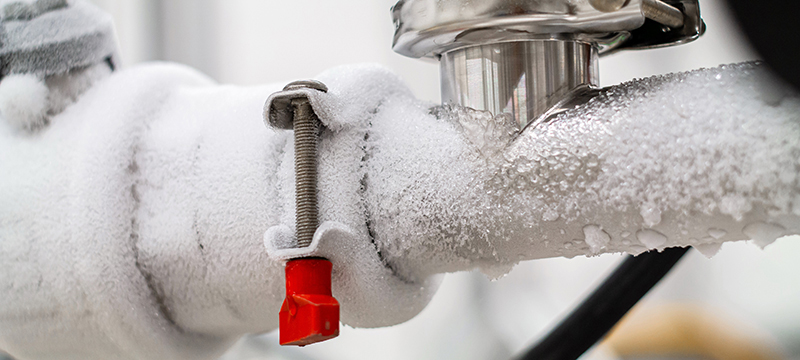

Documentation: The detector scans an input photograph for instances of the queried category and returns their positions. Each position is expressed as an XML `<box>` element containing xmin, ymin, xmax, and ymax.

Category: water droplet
<box><xmin>694</xmin><ymin>242</ymin><xmax>722</xmax><ymax>258</ymax></box>
<box><xmin>480</xmin><ymin>263</ymin><xmax>514</xmax><ymax>281</ymax></box>
<box><xmin>639</xmin><ymin>204</ymin><xmax>662</xmax><ymax>227</ymax></box>
<box><xmin>743</xmin><ymin>222</ymin><xmax>786</xmax><ymax>249</ymax></box>
<box><xmin>636</xmin><ymin>229</ymin><xmax>667</xmax><ymax>248</ymax></box>
<box><xmin>582</xmin><ymin>224</ymin><xmax>611</xmax><ymax>253</ymax></box>
<box><xmin>707</xmin><ymin>228</ymin><xmax>727</xmax><ymax>239</ymax></box>
<box><xmin>620</xmin><ymin>231</ymin><xmax>631</xmax><ymax>238</ymax></box>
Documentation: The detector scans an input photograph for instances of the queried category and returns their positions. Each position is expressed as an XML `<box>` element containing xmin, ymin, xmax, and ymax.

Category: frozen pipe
<box><xmin>365</xmin><ymin>61</ymin><xmax>800</xmax><ymax>282</ymax></box>
<box><xmin>0</xmin><ymin>62</ymin><xmax>798</xmax><ymax>360</ymax></box>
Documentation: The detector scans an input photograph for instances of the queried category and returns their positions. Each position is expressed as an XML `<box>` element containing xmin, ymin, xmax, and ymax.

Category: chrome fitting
<box><xmin>440</xmin><ymin>40</ymin><xmax>598</xmax><ymax>128</ymax></box>
<box><xmin>392</xmin><ymin>0</ymin><xmax>704</xmax><ymax>129</ymax></box>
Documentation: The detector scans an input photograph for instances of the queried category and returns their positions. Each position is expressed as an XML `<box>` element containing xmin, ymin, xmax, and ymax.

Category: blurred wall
<box><xmin>90</xmin><ymin>0</ymin><xmax>758</xmax><ymax>103</ymax></box>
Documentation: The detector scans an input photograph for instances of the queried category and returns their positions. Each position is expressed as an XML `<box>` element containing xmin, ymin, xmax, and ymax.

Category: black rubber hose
<box><xmin>722</xmin><ymin>0</ymin><xmax>800</xmax><ymax>91</ymax></box>
<box><xmin>515</xmin><ymin>246</ymin><xmax>691</xmax><ymax>360</ymax></box>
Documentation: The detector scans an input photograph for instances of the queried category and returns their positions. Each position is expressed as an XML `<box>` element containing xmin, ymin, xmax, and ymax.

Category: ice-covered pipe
<box><xmin>365</xmin><ymin>62</ymin><xmax>800</xmax><ymax>281</ymax></box>
<box><xmin>1</xmin><ymin>62</ymin><xmax>798</xmax><ymax>360</ymax></box>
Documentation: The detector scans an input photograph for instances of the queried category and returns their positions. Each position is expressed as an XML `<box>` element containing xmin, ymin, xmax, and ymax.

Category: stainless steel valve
<box><xmin>392</xmin><ymin>0</ymin><xmax>704</xmax><ymax>129</ymax></box>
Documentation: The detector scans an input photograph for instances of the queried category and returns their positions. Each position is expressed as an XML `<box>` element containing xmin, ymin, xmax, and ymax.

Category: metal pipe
<box><xmin>440</xmin><ymin>40</ymin><xmax>599</xmax><ymax>129</ymax></box>
<box><xmin>643</xmin><ymin>0</ymin><xmax>685</xmax><ymax>28</ymax></box>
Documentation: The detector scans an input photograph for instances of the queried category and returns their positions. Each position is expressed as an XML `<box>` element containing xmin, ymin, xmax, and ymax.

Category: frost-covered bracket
<box><xmin>263</xmin><ymin>223</ymin><xmax>324</xmax><ymax>261</ymax></box>
<box><xmin>263</xmin><ymin>76</ymin><xmax>439</xmax><ymax>330</ymax></box>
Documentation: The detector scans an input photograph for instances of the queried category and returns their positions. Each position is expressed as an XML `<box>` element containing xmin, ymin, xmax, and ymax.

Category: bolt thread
<box><xmin>292</xmin><ymin>99</ymin><xmax>319</xmax><ymax>248</ymax></box>
<box><xmin>642</xmin><ymin>0</ymin><xmax>684</xmax><ymax>28</ymax></box>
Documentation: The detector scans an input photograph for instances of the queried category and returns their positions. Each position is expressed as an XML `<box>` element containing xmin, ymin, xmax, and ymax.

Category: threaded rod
<box><xmin>292</xmin><ymin>98</ymin><xmax>319</xmax><ymax>248</ymax></box>
<box><xmin>643</xmin><ymin>0</ymin><xmax>684</xmax><ymax>28</ymax></box>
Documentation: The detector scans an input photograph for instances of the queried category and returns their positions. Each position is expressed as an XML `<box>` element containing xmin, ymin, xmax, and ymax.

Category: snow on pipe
<box><xmin>367</xmin><ymin>62</ymin><xmax>800</xmax><ymax>282</ymax></box>
<box><xmin>0</xmin><ymin>61</ymin><xmax>798</xmax><ymax>359</ymax></box>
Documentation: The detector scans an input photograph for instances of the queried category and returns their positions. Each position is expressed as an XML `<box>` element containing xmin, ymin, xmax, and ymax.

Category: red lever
<box><xmin>279</xmin><ymin>258</ymin><xmax>340</xmax><ymax>346</ymax></box>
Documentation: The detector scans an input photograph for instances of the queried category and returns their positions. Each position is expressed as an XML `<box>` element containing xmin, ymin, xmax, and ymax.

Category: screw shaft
<box><xmin>292</xmin><ymin>98</ymin><xmax>319</xmax><ymax>248</ymax></box>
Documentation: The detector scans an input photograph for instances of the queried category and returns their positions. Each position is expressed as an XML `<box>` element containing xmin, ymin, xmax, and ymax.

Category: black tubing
<box><xmin>722</xmin><ymin>0</ymin><xmax>800</xmax><ymax>91</ymax></box>
<box><xmin>516</xmin><ymin>246</ymin><xmax>690</xmax><ymax>360</ymax></box>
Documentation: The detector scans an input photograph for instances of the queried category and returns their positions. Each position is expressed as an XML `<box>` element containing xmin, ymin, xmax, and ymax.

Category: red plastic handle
<box><xmin>279</xmin><ymin>258</ymin><xmax>340</xmax><ymax>346</ymax></box>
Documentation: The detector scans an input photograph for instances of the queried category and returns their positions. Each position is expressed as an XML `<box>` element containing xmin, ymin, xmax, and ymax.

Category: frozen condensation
<box><xmin>0</xmin><ymin>73</ymin><xmax>48</xmax><ymax>130</ymax></box>
<box><xmin>582</xmin><ymin>225</ymin><xmax>610</xmax><ymax>254</ymax></box>
<box><xmin>707</xmin><ymin>228</ymin><xmax>727</xmax><ymax>240</ymax></box>
<box><xmin>742</xmin><ymin>221</ymin><xmax>787</xmax><ymax>249</ymax></box>
<box><xmin>639</xmin><ymin>203</ymin><xmax>662</xmax><ymax>227</ymax></box>
<box><xmin>365</xmin><ymin>62</ymin><xmax>800</xmax><ymax>280</ymax></box>
<box><xmin>693</xmin><ymin>242</ymin><xmax>723</xmax><ymax>258</ymax></box>
<box><xmin>636</xmin><ymin>229</ymin><xmax>668</xmax><ymax>248</ymax></box>
<box><xmin>4</xmin><ymin>59</ymin><xmax>800</xmax><ymax>360</ymax></box>
<box><xmin>431</xmin><ymin>104</ymin><xmax>519</xmax><ymax>161</ymax></box>
<box><xmin>504</xmin><ymin>62</ymin><xmax>800</xmax><ymax>228</ymax></box>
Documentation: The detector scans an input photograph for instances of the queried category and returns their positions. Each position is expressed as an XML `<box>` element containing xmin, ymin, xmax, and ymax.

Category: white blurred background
<box><xmin>85</xmin><ymin>1</ymin><xmax>800</xmax><ymax>359</ymax></box>
<box><xmin>90</xmin><ymin>0</ymin><xmax>757</xmax><ymax>99</ymax></box>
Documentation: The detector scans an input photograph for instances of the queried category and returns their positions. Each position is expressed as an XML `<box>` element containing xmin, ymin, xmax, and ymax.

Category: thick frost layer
<box><xmin>0</xmin><ymin>62</ymin><xmax>435</xmax><ymax>359</ymax></box>
<box><xmin>366</xmin><ymin>62</ymin><xmax>800</xmax><ymax>280</ymax></box>
<box><xmin>3</xmin><ymin>60</ymin><xmax>799</xmax><ymax>360</ymax></box>
<box><xmin>509</xmin><ymin>63</ymin><xmax>798</xmax><ymax>224</ymax></box>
